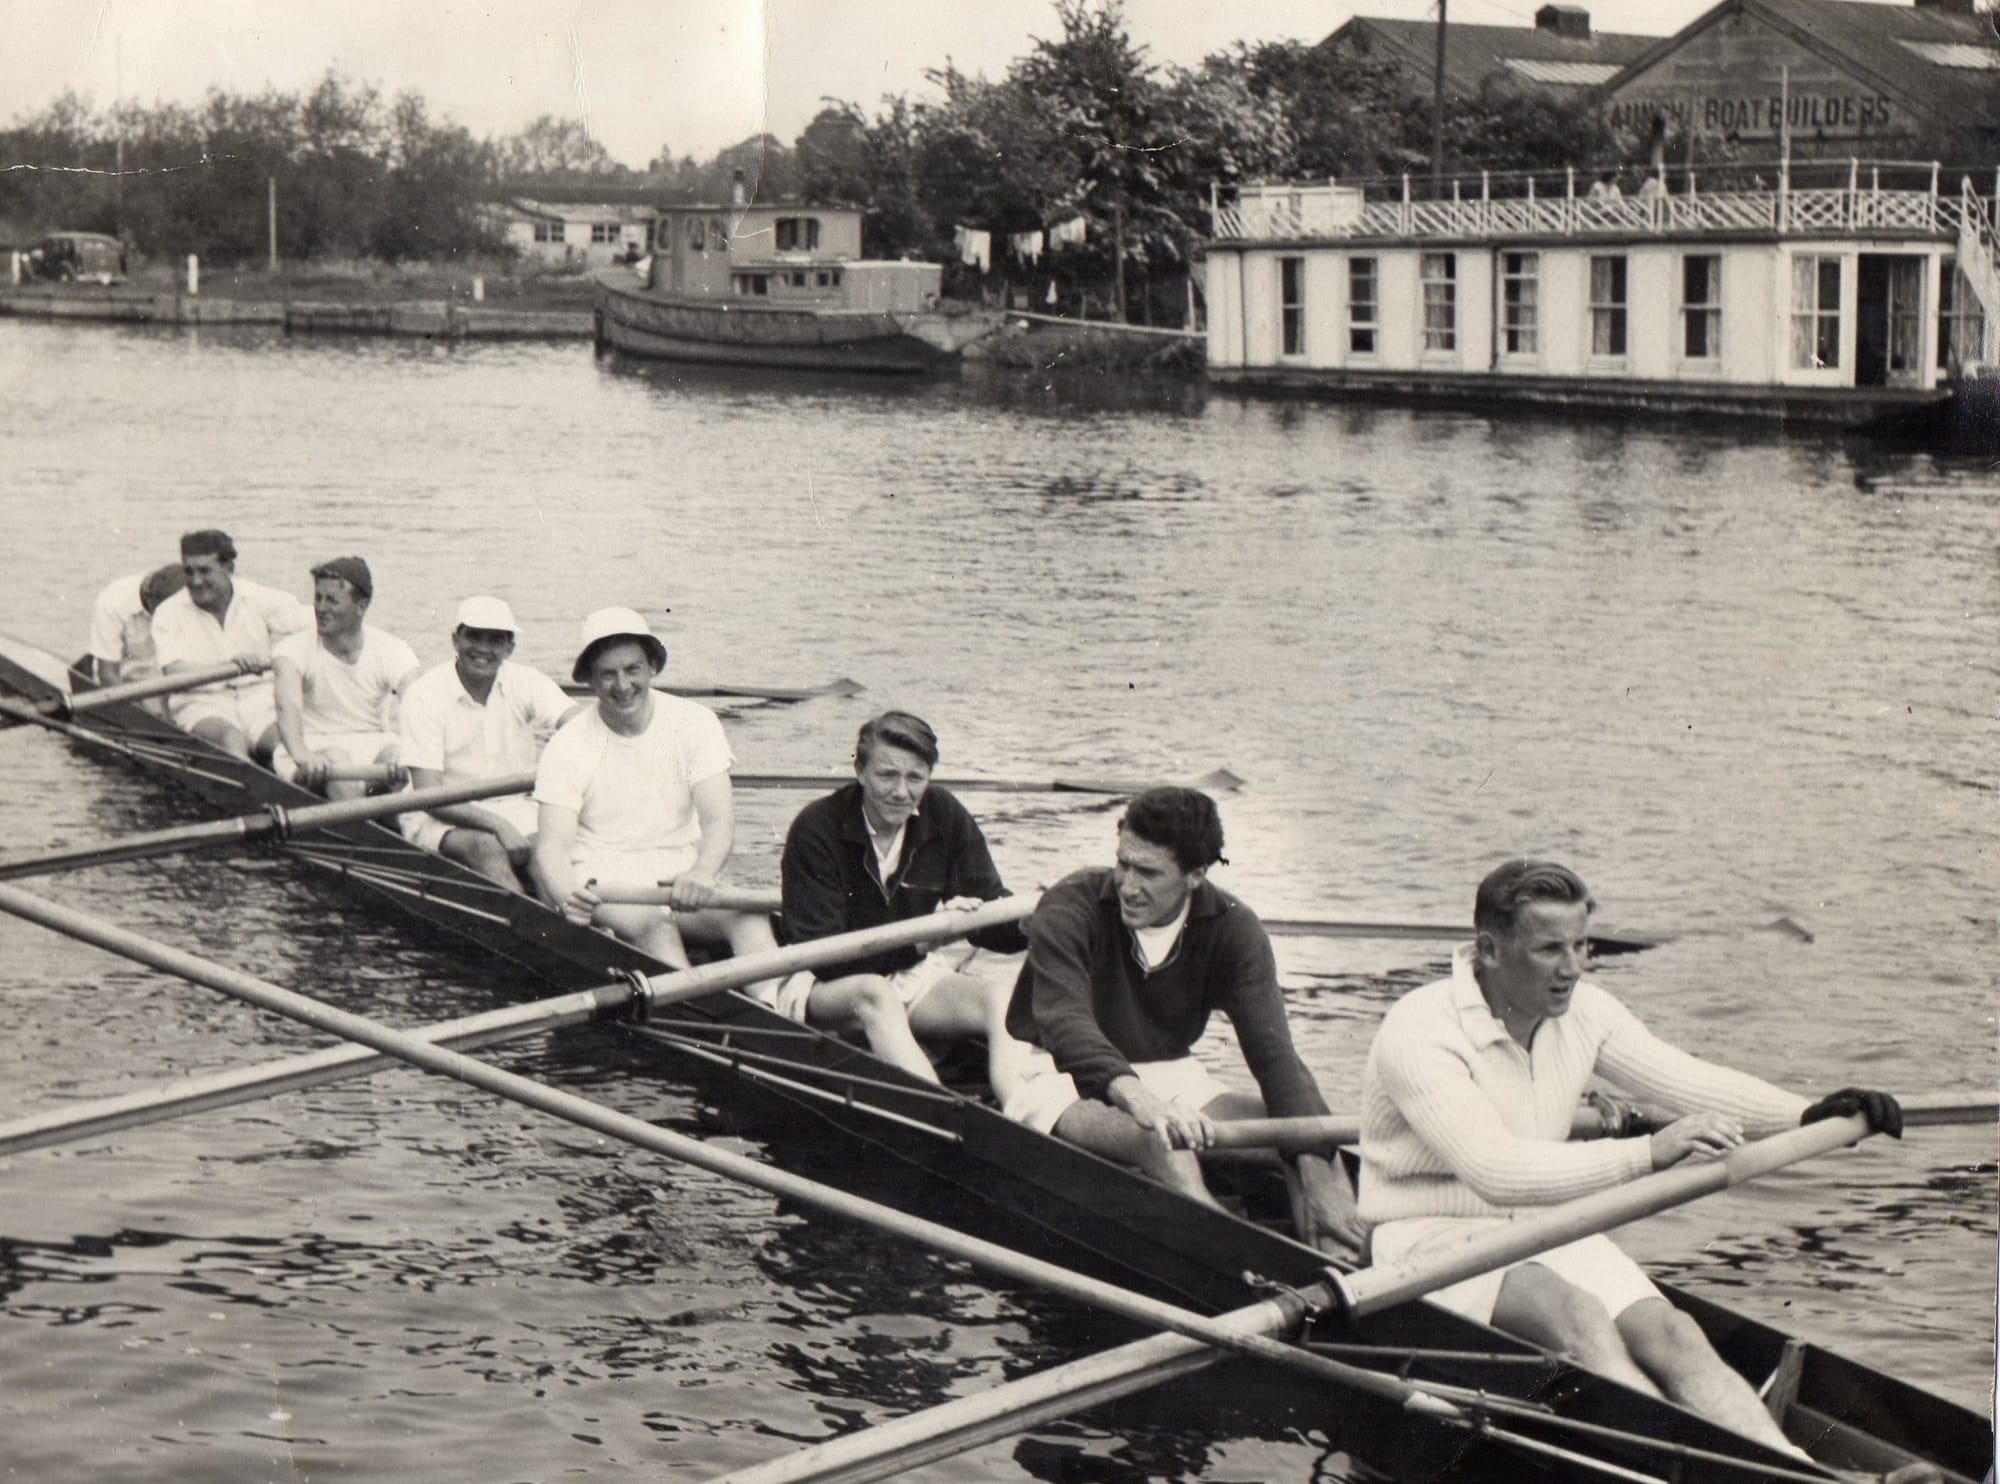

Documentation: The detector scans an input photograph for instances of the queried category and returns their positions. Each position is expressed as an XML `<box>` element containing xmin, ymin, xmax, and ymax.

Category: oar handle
<box><xmin>319</xmin><ymin>762</ymin><xmax>407</xmax><ymax>784</ymax></box>
<box><xmin>639</xmin><ymin>894</ymin><xmax>1038</xmax><ymax>1006</ymax></box>
<box><xmin>1335</xmin><ymin>1115</ymin><xmax>1875</xmax><ymax>1317</ymax></box>
<box><xmin>589</xmin><ymin>880</ymin><xmax>781</xmax><ymax>916</ymax></box>
<box><xmin>1199</xmin><ymin>1103</ymin><xmax>1619</xmax><ymax>1154</ymax></box>
<box><xmin>65</xmin><ymin>659</ymin><xmax>272</xmax><ymax>714</ymax></box>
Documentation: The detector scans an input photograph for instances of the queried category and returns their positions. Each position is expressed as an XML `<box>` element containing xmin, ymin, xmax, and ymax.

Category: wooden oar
<box><xmin>319</xmin><ymin>762</ymin><xmax>407</xmax><ymax>785</ymax></box>
<box><xmin>1332</xmin><ymin>1112</ymin><xmax>1950</xmax><ymax>1317</ymax></box>
<box><xmin>1</xmin><ymin>659</ymin><xmax>267</xmax><ymax>725</ymax></box>
<box><xmin>731</xmin><ymin>766</ymin><xmax>1246</xmax><ymax>796</ymax></box>
<box><xmin>0</xmin><ymin>881</ymin><xmax>1461</xmax><ymax>1417</ymax></box>
<box><xmin>0</xmin><ymin>770</ymin><xmax>537</xmax><ymax>881</ymax></box>
<box><xmin>559</xmin><ymin>677</ymin><xmax>865</xmax><ymax>703</ymax></box>
<box><xmin>589</xmin><ymin>882</ymin><xmax>782</xmax><ymax>917</ymax></box>
<box><xmin>0</xmin><ymin>903</ymin><xmax>1040</xmax><ymax>1157</ymax></box>
<box><xmin>1260</xmin><ymin>918</ymin><xmax>1663</xmax><ymax>955</ymax></box>
<box><xmin>1200</xmin><ymin>1103</ymin><xmax>1623</xmax><ymax>1154</ymax></box>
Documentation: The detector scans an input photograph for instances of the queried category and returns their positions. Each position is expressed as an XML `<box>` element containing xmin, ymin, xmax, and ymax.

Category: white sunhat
<box><xmin>454</xmin><ymin>595</ymin><xmax>518</xmax><ymax>633</ymax></box>
<box><xmin>572</xmin><ymin>605</ymin><xmax>667</xmax><ymax>683</ymax></box>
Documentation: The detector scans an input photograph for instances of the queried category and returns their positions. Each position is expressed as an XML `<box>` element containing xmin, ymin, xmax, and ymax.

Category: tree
<box><xmin>497</xmin><ymin>114</ymin><xmax>620</xmax><ymax>178</ymax></box>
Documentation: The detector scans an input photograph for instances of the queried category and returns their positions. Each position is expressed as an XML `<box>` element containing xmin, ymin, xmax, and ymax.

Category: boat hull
<box><xmin>0</xmin><ymin>630</ymin><xmax>1987</xmax><ymax>1483</ymax></box>
<box><xmin>594</xmin><ymin>278</ymin><xmax>986</xmax><ymax>373</ymax></box>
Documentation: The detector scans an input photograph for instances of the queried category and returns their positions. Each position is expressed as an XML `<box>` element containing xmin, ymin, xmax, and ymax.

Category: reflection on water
<box><xmin>0</xmin><ymin>319</ymin><xmax>1992</xmax><ymax>1480</ymax></box>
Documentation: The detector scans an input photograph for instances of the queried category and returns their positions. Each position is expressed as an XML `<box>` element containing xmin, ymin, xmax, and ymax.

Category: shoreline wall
<box><xmin>0</xmin><ymin>288</ymin><xmax>593</xmax><ymax>339</ymax></box>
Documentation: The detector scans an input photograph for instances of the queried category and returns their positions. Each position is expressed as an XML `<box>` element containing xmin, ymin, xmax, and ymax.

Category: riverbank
<box><xmin>2</xmin><ymin>263</ymin><xmax>1207</xmax><ymax>369</ymax></box>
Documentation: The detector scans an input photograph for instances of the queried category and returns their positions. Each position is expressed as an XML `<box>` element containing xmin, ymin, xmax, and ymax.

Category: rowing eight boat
<box><xmin>0</xmin><ymin>629</ymin><xmax>1985</xmax><ymax>1483</ymax></box>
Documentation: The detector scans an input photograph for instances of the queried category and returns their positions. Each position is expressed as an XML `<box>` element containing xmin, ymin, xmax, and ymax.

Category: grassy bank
<box><xmin>115</xmin><ymin>254</ymin><xmax>600</xmax><ymax>311</ymax></box>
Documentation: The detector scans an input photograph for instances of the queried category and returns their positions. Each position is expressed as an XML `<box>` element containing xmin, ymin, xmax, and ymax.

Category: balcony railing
<box><xmin>1211</xmin><ymin>161</ymin><xmax>1998</xmax><ymax>244</ymax></box>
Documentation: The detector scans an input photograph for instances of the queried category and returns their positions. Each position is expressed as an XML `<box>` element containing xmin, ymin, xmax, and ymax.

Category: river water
<box><xmin>0</xmin><ymin>318</ymin><xmax>1992</xmax><ymax>1482</ymax></box>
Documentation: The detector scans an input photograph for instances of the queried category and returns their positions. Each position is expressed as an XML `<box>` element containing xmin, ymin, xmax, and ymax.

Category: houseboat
<box><xmin>1202</xmin><ymin>163</ymin><xmax>1998</xmax><ymax>430</ymax></box>
<box><xmin>594</xmin><ymin>195</ymin><xmax>990</xmax><ymax>373</ymax></box>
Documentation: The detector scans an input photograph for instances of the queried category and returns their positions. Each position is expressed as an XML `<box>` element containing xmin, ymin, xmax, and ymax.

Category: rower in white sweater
<box><xmin>1358</xmin><ymin>859</ymin><xmax>1906</xmax><ymax>1466</ymax></box>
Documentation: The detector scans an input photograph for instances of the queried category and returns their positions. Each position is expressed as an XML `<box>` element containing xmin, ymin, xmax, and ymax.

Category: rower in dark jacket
<box><xmin>778</xmin><ymin>711</ymin><xmax>1032</xmax><ymax>1091</ymax></box>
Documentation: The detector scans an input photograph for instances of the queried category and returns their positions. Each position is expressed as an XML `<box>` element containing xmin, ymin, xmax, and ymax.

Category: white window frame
<box><xmin>1500</xmin><ymin>251</ymin><xmax>1540</xmax><ymax>360</ymax></box>
<box><xmin>1679</xmin><ymin>254</ymin><xmax>1722</xmax><ymax>364</ymax></box>
<box><xmin>1422</xmin><ymin>252</ymin><xmax>1457</xmax><ymax>356</ymax></box>
<box><xmin>1588</xmin><ymin>254</ymin><xmax>1628</xmax><ymax>362</ymax></box>
<box><xmin>1790</xmin><ymin>254</ymin><xmax>1844</xmax><ymax>374</ymax></box>
<box><xmin>1280</xmin><ymin>256</ymin><xmax>1307</xmax><ymax>357</ymax></box>
<box><xmin>1347</xmin><ymin>257</ymin><xmax>1378</xmax><ymax>357</ymax></box>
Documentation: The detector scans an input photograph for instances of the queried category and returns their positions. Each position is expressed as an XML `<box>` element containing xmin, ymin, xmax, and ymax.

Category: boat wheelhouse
<box><xmin>1202</xmin><ymin>163</ymin><xmax>1999</xmax><ymax>428</ymax></box>
<box><xmin>595</xmin><ymin>197</ymin><xmax>988</xmax><ymax>373</ymax></box>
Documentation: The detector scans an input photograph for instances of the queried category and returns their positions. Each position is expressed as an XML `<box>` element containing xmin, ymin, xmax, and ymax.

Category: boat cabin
<box><xmin>1204</xmin><ymin>161</ymin><xmax>1998</xmax><ymax>422</ymax></box>
<box><xmin>643</xmin><ymin>202</ymin><xmax>940</xmax><ymax>313</ymax></box>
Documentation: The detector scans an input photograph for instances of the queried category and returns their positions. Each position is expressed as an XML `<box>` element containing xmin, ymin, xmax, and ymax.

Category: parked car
<box><xmin>25</xmin><ymin>231</ymin><xmax>127</xmax><ymax>285</ymax></box>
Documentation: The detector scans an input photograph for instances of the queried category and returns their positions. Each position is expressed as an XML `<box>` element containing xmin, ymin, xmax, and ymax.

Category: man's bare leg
<box><xmin>593</xmin><ymin>902</ymin><xmax>689</xmax><ymax>966</ymax></box>
<box><xmin>804</xmin><ymin>972</ymin><xmax>938</xmax><ymax>1084</ymax></box>
<box><xmin>1049</xmin><ymin>1099</ymin><xmax>1222</xmax><ymax>1209</ymax></box>
<box><xmin>1489</xmin><ymin>1264</ymin><xmax>1666</xmax><ymax>1398</ymax></box>
<box><xmin>1617</xmin><ymin>1298</ymin><xmax>1811</xmax><ymax>1458</ymax></box>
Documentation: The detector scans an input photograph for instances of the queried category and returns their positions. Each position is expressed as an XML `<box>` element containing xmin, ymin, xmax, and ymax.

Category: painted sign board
<box><xmin>1604</xmin><ymin>12</ymin><xmax>1905</xmax><ymax>141</ymax></box>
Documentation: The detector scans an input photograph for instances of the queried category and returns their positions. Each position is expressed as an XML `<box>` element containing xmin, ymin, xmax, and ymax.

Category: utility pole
<box><xmin>114</xmin><ymin>37</ymin><xmax>124</xmax><ymax>240</ymax></box>
<box><xmin>1431</xmin><ymin>0</ymin><xmax>1449</xmax><ymax>188</ymax></box>
<box><xmin>267</xmin><ymin>176</ymin><xmax>279</xmax><ymax>272</ymax></box>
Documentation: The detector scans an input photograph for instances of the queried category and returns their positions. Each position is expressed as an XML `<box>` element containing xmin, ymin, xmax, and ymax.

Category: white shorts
<box><xmin>1365</xmin><ymin>1218</ymin><xmax>1661</xmax><ymax>1326</ymax></box>
<box><xmin>767</xmin><ymin>949</ymin><xmax>957</xmax><ymax>1022</ymax></box>
<box><xmin>172</xmin><ymin>682</ymin><xmax>277</xmax><ymax>743</ymax></box>
<box><xmin>274</xmin><ymin>730</ymin><xmax>401</xmax><ymax>782</ymax></box>
<box><xmin>1001</xmin><ymin>1051</ymin><xmax>1228</xmax><ymax>1136</ymax></box>
<box><xmin>400</xmin><ymin>790</ymin><xmax>539</xmax><ymax>854</ymax></box>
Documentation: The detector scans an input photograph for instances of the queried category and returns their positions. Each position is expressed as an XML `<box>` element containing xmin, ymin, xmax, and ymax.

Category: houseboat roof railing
<box><xmin>1208</xmin><ymin>158</ymin><xmax>1998</xmax><ymax>245</ymax></box>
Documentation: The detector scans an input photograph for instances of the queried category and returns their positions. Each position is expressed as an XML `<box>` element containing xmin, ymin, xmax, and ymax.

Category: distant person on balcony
<box><xmin>1588</xmin><ymin>173</ymin><xmax>1622</xmax><ymax>201</ymax></box>
<box><xmin>152</xmin><ymin>528</ymin><xmax>312</xmax><ymax>764</ymax></box>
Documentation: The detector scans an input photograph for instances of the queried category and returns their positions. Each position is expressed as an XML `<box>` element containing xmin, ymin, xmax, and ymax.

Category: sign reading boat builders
<box><xmin>1603</xmin><ymin>12</ymin><xmax>1903</xmax><ymax>142</ymax></box>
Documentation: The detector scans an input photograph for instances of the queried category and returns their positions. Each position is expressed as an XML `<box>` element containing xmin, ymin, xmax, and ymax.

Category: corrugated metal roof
<box><xmin>1504</xmin><ymin>58</ymin><xmax>1627</xmax><ymax>84</ymax></box>
<box><xmin>1897</xmin><ymin>39</ymin><xmax>2000</xmax><ymax>70</ymax></box>
<box><xmin>1322</xmin><ymin>16</ymin><xmax>1656</xmax><ymax>100</ymax></box>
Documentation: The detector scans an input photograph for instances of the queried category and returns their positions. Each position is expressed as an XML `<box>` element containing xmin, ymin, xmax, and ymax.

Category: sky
<box><xmin>3</xmin><ymin>0</ymin><xmax>1921</xmax><ymax>168</ymax></box>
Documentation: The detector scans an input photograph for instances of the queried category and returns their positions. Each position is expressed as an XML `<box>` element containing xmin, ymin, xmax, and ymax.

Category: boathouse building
<box><xmin>1204</xmin><ymin>0</ymin><xmax>1998</xmax><ymax>425</ymax></box>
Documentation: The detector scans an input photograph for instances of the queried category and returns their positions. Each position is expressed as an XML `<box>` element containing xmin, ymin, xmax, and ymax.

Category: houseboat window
<box><xmin>732</xmin><ymin>273</ymin><xmax>770</xmax><ymax>295</ymax></box>
<box><xmin>689</xmin><ymin>218</ymin><xmax>706</xmax><ymax>251</ymax></box>
<box><xmin>710</xmin><ymin>217</ymin><xmax>729</xmax><ymax>249</ymax></box>
<box><xmin>1422</xmin><ymin>253</ymin><xmax>1456</xmax><ymax>352</ymax></box>
<box><xmin>1348</xmin><ymin>258</ymin><xmax>1377</xmax><ymax>354</ymax></box>
<box><xmin>1790</xmin><ymin>256</ymin><xmax>1841</xmax><ymax>369</ymax></box>
<box><xmin>1681</xmin><ymin>256</ymin><xmax>1721</xmax><ymax>360</ymax></box>
<box><xmin>1938</xmin><ymin>263</ymin><xmax>1986</xmax><ymax>370</ymax></box>
<box><xmin>1589</xmin><ymin>255</ymin><xmax>1628</xmax><ymax>357</ymax></box>
<box><xmin>533</xmin><ymin>222</ymin><xmax>565</xmax><ymax>244</ymax></box>
<box><xmin>789</xmin><ymin>271</ymin><xmax>808</xmax><ymax>287</ymax></box>
<box><xmin>591</xmin><ymin>223</ymin><xmax>621</xmax><ymax>244</ymax></box>
<box><xmin>1281</xmin><ymin>257</ymin><xmax>1306</xmax><ymax>355</ymax></box>
<box><xmin>776</xmin><ymin>217</ymin><xmax>821</xmax><ymax>252</ymax></box>
<box><xmin>1502</xmin><ymin>252</ymin><xmax>1539</xmax><ymax>355</ymax></box>
<box><xmin>815</xmin><ymin>270</ymin><xmax>832</xmax><ymax>287</ymax></box>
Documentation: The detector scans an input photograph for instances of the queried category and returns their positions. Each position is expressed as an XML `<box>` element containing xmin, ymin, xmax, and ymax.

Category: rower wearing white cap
<box><xmin>398</xmin><ymin>596</ymin><xmax>584</xmax><ymax>889</ymax></box>
<box><xmin>532</xmin><ymin>606</ymin><xmax>779</xmax><ymax>966</ymax></box>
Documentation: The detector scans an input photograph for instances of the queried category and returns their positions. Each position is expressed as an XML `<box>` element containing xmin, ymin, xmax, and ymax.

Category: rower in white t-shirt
<box><xmin>272</xmin><ymin>556</ymin><xmax>421</xmax><ymax>801</ymax></box>
<box><xmin>151</xmin><ymin>528</ymin><xmax>312</xmax><ymax>763</ymax></box>
<box><xmin>532</xmin><ymin>605</ymin><xmax>778</xmax><ymax>969</ymax></box>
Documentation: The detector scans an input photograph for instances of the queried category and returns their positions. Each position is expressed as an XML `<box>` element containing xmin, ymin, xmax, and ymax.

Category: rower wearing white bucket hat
<box><xmin>532</xmin><ymin>605</ymin><xmax>779</xmax><ymax>967</ymax></box>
